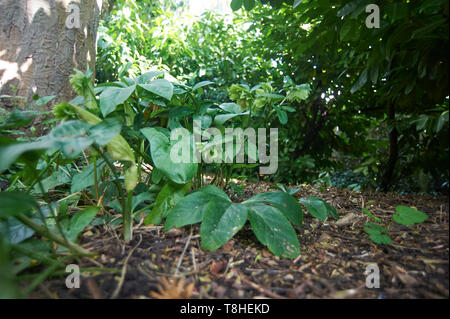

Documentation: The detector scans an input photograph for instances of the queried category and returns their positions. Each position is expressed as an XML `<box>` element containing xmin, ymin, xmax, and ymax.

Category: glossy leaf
<box><xmin>248</xmin><ymin>203</ymin><xmax>300</xmax><ymax>259</ymax></box>
<box><xmin>201</xmin><ymin>201</ymin><xmax>249</xmax><ymax>251</ymax></box>
<box><xmin>244</xmin><ymin>191</ymin><xmax>303</xmax><ymax>227</ymax></box>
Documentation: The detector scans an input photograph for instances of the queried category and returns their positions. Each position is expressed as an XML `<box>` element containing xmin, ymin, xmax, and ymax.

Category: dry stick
<box><xmin>174</xmin><ymin>228</ymin><xmax>193</xmax><ymax>277</ymax></box>
<box><xmin>111</xmin><ymin>234</ymin><xmax>143</xmax><ymax>299</ymax></box>
<box><xmin>239</xmin><ymin>274</ymin><xmax>287</xmax><ymax>299</ymax></box>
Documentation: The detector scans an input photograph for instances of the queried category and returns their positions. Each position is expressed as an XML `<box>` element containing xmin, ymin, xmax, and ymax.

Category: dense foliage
<box><xmin>0</xmin><ymin>0</ymin><xmax>447</xmax><ymax>298</ymax></box>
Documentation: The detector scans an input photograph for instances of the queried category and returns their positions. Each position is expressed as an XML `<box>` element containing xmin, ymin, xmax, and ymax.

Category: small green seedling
<box><xmin>363</xmin><ymin>206</ymin><xmax>428</xmax><ymax>245</ymax></box>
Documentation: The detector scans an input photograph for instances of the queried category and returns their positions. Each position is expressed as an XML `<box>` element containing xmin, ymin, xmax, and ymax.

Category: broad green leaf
<box><xmin>192</xmin><ymin>81</ymin><xmax>215</xmax><ymax>91</ymax></box>
<box><xmin>45</xmin><ymin>121</ymin><xmax>93</xmax><ymax>158</ymax></box>
<box><xmin>135</xmin><ymin>71</ymin><xmax>165</xmax><ymax>84</ymax></box>
<box><xmin>0</xmin><ymin>217</ymin><xmax>35</xmax><ymax>244</ymax></box>
<box><xmin>0</xmin><ymin>141</ymin><xmax>47</xmax><ymax>173</ymax></box>
<box><xmin>199</xmin><ymin>185</ymin><xmax>230</xmax><ymax>200</ymax></box>
<box><xmin>66</xmin><ymin>206</ymin><xmax>100</xmax><ymax>242</ymax></box>
<box><xmin>201</xmin><ymin>201</ymin><xmax>249</xmax><ymax>251</ymax></box>
<box><xmin>89</xmin><ymin>117</ymin><xmax>122</xmax><ymax>146</ymax></box>
<box><xmin>214</xmin><ymin>111</ymin><xmax>249</xmax><ymax>125</ymax></box>
<box><xmin>219</xmin><ymin>103</ymin><xmax>242</xmax><ymax>114</ymax></box>
<box><xmin>393</xmin><ymin>206</ymin><xmax>429</xmax><ymax>226</ymax></box>
<box><xmin>106</xmin><ymin>134</ymin><xmax>135</xmax><ymax>164</ymax></box>
<box><xmin>248</xmin><ymin>203</ymin><xmax>300</xmax><ymax>259</ymax></box>
<box><xmin>193</xmin><ymin>115</ymin><xmax>212</xmax><ymax>129</ymax></box>
<box><xmin>139</xmin><ymin>79</ymin><xmax>174</xmax><ymax>101</ymax></box>
<box><xmin>0</xmin><ymin>110</ymin><xmax>33</xmax><ymax>129</ymax></box>
<box><xmin>141</xmin><ymin>127</ymin><xmax>197</xmax><ymax>184</ymax></box>
<box><xmin>299</xmin><ymin>196</ymin><xmax>328</xmax><ymax>221</ymax></box>
<box><xmin>0</xmin><ymin>121</ymin><xmax>93</xmax><ymax>172</ymax></box>
<box><xmin>165</xmin><ymin>188</ymin><xmax>230</xmax><ymax>231</ymax></box>
<box><xmin>230</xmin><ymin>0</ymin><xmax>243</xmax><ymax>11</ymax></box>
<box><xmin>36</xmin><ymin>168</ymin><xmax>72</xmax><ymax>193</ymax></box>
<box><xmin>144</xmin><ymin>182</ymin><xmax>190</xmax><ymax>225</ymax></box>
<box><xmin>99</xmin><ymin>84</ymin><xmax>136</xmax><ymax>117</ymax></box>
<box><xmin>276</xmin><ymin>109</ymin><xmax>288</xmax><ymax>124</ymax></box>
<box><xmin>243</xmin><ymin>0</ymin><xmax>256</xmax><ymax>11</ymax></box>
<box><xmin>244</xmin><ymin>191</ymin><xmax>303</xmax><ymax>227</ymax></box>
<box><xmin>0</xmin><ymin>192</ymin><xmax>37</xmax><ymax>218</ymax></box>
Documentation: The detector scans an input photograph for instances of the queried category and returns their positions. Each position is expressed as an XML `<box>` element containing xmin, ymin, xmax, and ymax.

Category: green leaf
<box><xmin>392</xmin><ymin>206</ymin><xmax>429</xmax><ymax>226</ymax></box>
<box><xmin>71</xmin><ymin>160</ymin><xmax>105</xmax><ymax>193</ymax></box>
<box><xmin>350</xmin><ymin>68</ymin><xmax>368</xmax><ymax>94</ymax></box>
<box><xmin>124</xmin><ymin>165</ymin><xmax>138</xmax><ymax>192</ymax></box>
<box><xmin>99</xmin><ymin>84</ymin><xmax>136</xmax><ymax>117</ymax></box>
<box><xmin>0</xmin><ymin>192</ymin><xmax>37</xmax><ymax>218</ymax></box>
<box><xmin>141</xmin><ymin>127</ymin><xmax>197</xmax><ymax>184</ymax></box>
<box><xmin>244</xmin><ymin>191</ymin><xmax>303</xmax><ymax>227</ymax></box>
<box><xmin>66</xmin><ymin>206</ymin><xmax>100</xmax><ymax>242</ymax></box>
<box><xmin>0</xmin><ymin>217</ymin><xmax>35</xmax><ymax>244</ymax></box>
<box><xmin>200</xmin><ymin>201</ymin><xmax>249</xmax><ymax>251</ymax></box>
<box><xmin>0</xmin><ymin>110</ymin><xmax>33</xmax><ymax>129</ymax></box>
<box><xmin>248</xmin><ymin>203</ymin><xmax>300</xmax><ymax>259</ymax></box>
<box><xmin>364</xmin><ymin>223</ymin><xmax>392</xmax><ymax>244</ymax></box>
<box><xmin>293</xmin><ymin>0</ymin><xmax>302</xmax><ymax>8</ymax></box>
<box><xmin>219</xmin><ymin>103</ymin><xmax>242</xmax><ymax>114</ymax></box>
<box><xmin>299</xmin><ymin>196</ymin><xmax>328</xmax><ymax>221</ymax></box>
<box><xmin>37</xmin><ymin>168</ymin><xmax>72</xmax><ymax>193</ymax></box>
<box><xmin>362</xmin><ymin>208</ymin><xmax>381</xmax><ymax>223</ymax></box>
<box><xmin>231</xmin><ymin>0</ymin><xmax>243</xmax><ymax>11</ymax></box>
<box><xmin>340</xmin><ymin>20</ymin><xmax>353</xmax><ymax>41</ymax></box>
<box><xmin>165</xmin><ymin>186</ymin><xmax>231</xmax><ymax>231</ymax></box>
<box><xmin>144</xmin><ymin>182</ymin><xmax>191</xmax><ymax>225</ymax></box>
<box><xmin>45</xmin><ymin>120</ymin><xmax>94</xmax><ymax>158</ymax></box>
<box><xmin>88</xmin><ymin>117</ymin><xmax>122</xmax><ymax>146</ymax></box>
<box><xmin>276</xmin><ymin>109</ymin><xmax>288</xmax><ymax>124</ymax></box>
<box><xmin>243</xmin><ymin>0</ymin><xmax>256</xmax><ymax>11</ymax></box>
<box><xmin>192</xmin><ymin>81</ymin><xmax>215</xmax><ymax>91</ymax></box>
<box><xmin>35</xmin><ymin>95</ymin><xmax>56</xmax><ymax>106</ymax></box>
<box><xmin>139</xmin><ymin>79</ymin><xmax>174</xmax><ymax>101</ymax></box>
<box><xmin>337</xmin><ymin>1</ymin><xmax>362</xmax><ymax>17</ymax></box>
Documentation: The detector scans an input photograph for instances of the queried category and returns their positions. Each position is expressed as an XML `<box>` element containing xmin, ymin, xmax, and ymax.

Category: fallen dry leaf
<box><xmin>150</xmin><ymin>277</ymin><xmax>195</xmax><ymax>299</ymax></box>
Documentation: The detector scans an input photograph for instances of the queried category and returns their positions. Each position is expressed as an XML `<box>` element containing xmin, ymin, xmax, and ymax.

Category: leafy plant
<box><xmin>162</xmin><ymin>185</ymin><xmax>302</xmax><ymax>258</ymax></box>
<box><xmin>363</xmin><ymin>206</ymin><xmax>429</xmax><ymax>245</ymax></box>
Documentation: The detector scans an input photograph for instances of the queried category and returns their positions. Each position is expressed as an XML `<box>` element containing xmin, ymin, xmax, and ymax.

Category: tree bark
<box><xmin>0</xmin><ymin>0</ymin><xmax>102</xmax><ymax>110</ymax></box>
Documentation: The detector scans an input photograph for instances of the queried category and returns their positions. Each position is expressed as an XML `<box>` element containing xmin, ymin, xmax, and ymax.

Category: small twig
<box><xmin>239</xmin><ymin>273</ymin><xmax>287</xmax><ymax>299</ymax></box>
<box><xmin>111</xmin><ymin>234</ymin><xmax>142</xmax><ymax>299</ymax></box>
<box><xmin>174</xmin><ymin>227</ymin><xmax>193</xmax><ymax>276</ymax></box>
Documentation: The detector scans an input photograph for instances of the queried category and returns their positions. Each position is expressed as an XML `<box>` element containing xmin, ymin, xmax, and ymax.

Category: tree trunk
<box><xmin>380</xmin><ymin>103</ymin><xmax>398</xmax><ymax>191</ymax></box>
<box><xmin>0</xmin><ymin>0</ymin><xmax>102</xmax><ymax>110</ymax></box>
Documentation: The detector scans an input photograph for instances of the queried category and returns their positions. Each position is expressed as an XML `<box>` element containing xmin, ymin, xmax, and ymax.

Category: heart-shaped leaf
<box><xmin>393</xmin><ymin>206</ymin><xmax>428</xmax><ymax>226</ymax></box>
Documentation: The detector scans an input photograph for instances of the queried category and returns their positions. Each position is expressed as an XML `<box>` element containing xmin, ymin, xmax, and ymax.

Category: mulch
<box><xmin>29</xmin><ymin>183</ymin><xmax>449</xmax><ymax>299</ymax></box>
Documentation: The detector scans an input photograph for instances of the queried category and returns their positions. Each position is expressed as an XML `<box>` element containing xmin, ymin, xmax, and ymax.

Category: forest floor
<box><xmin>29</xmin><ymin>182</ymin><xmax>449</xmax><ymax>299</ymax></box>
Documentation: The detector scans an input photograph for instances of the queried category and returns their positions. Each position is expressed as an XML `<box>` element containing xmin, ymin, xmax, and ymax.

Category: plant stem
<box><xmin>122</xmin><ymin>190</ymin><xmax>133</xmax><ymax>241</ymax></box>
<box><xmin>93</xmin><ymin>145</ymin><xmax>131</xmax><ymax>241</ymax></box>
<box><xmin>14</xmin><ymin>214</ymin><xmax>91</xmax><ymax>256</ymax></box>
